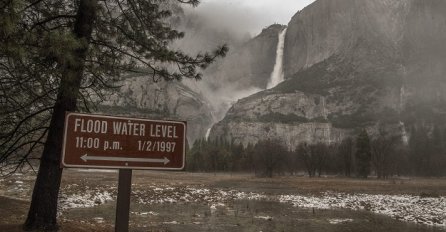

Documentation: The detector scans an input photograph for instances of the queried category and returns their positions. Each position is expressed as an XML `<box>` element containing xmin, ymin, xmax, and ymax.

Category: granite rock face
<box><xmin>283</xmin><ymin>0</ymin><xmax>412</xmax><ymax>77</ymax></box>
<box><xmin>211</xmin><ymin>0</ymin><xmax>446</xmax><ymax>148</ymax></box>
<box><xmin>100</xmin><ymin>76</ymin><xmax>214</xmax><ymax>145</ymax></box>
<box><xmin>94</xmin><ymin>6</ymin><xmax>289</xmax><ymax>143</ymax></box>
<box><xmin>211</xmin><ymin>121</ymin><xmax>347</xmax><ymax>149</ymax></box>
<box><xmin>204</xmin><ymin>24</ymin><xmax>286</xmax><ymax>91</ymax></box>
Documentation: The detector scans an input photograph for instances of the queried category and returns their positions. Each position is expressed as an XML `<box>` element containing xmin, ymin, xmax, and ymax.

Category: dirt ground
<box><xmin>1</xmin><ymin>170</ymin><xmax>446</xmax><ymax>231</ymax></box>
<box><xmin>0</xmin><ymin>196</ymin><xmax>112</xmax><ymax>232</ymax></box>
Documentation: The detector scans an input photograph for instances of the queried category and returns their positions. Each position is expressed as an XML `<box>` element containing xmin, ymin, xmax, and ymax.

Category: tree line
<box><xmin>187</xmin><ymin>125</ymin><xmax>446</xmax><ymax>178</ymax></box>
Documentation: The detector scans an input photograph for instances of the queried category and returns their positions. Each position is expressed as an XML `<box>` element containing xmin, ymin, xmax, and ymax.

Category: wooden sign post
<box><xmin>61</xmin><ymin>112</ymin><xmax>186</xmax><ymax>231</ymax></box>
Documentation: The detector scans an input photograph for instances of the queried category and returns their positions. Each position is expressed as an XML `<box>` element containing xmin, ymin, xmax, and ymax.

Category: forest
<box><xmin>187</xmin><ymin>125</ymin><xmax>446</xmax><ymax>178</ymax></box>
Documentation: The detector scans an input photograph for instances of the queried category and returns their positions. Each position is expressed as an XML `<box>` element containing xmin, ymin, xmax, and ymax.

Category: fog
<box><xmin>177</xmin><ymin>0</ymin><xmax>315</xmax><ymax>123</ymax></box>
<box><xmin>184</xmin><ymin>0</ymin><xmax>315</xmax><ymax>37</ymax></box>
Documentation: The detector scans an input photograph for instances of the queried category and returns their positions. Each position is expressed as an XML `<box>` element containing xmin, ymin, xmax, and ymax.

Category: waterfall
<box><xmin>399</xmin><ymin>86</ymin><xmax>408</xmax><ymax>144</ymax></box>
<box><xmin>205</xmin><ymin>127</ymin><xmax>212</xmax><ymax>141</ymax></box>
<box><xmin>400</xmin><ymin>86</ymin><xmax>406</xmax><ymax>111</ymax></box>
<box><xmin>322</xmin><ymin>96</ymin><xmax>328</xmax><ymax>120</ymax></box>
<box><xmin>267</xmin><ymin>28</ymin><xmax>287</xmax><ymax>89</ymax></box>
<box><xmin>400</xmin><ymin>121</ymin><xmax>409</xmax><ymax>145</ymax></box>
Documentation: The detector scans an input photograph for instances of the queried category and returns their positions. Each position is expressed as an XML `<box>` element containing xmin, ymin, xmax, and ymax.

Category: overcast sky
<box><xmin>186</xmin><ymin>0</ymin><xmax>316</xmax><ymax>36</ymax></box>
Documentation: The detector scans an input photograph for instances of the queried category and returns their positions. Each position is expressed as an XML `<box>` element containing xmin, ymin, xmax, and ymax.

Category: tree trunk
<box><xmin>24</xmin><ymin>0</ymin><xmax>97</xmax><ymax>230</ymax></box>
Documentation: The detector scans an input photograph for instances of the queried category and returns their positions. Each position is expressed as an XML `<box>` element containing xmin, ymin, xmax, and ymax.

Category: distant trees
<box><xmin>252</xmin><ymin>139</ymin><xmax>287</xmax><ymax>177</ymax></box>
<box><xmin>188</xmin><ymin>125</ymin><xmax>446</xmax><ymax>178</ymax></box>
<box><xmin>408</xmin><ymin>125</ymin><xmax>446</xmax><ymax>176</ymax></box>
<box><xmin>355</xmin><ymin>130</ymin><xmax>372</xmax><ymax>178</ymax></box>
<box><xmin>187</xmin><ymin>138</ymin><xmax>243</xmax><ymax>173</ymax></box>
<box><xmin>187</xmin><ymin>138</ymin><xmax>288</xmax><ymax>177</ymax></box>
<box><xmin>296</xmin><ymin>143</ymin><xmax>329</xmax><ymax>177</ymax></box>
<box><xmin>337</xmin><ymin>138</ymin><xmax>354</xmax><ymax>177</ymax></box>
<box><xmin>370</xmin><ymin>130</ymin><xmax>399</xmax><ymax>179</ymax></box>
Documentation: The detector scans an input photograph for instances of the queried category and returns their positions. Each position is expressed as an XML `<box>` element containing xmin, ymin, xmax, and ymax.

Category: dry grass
<box><xmin>125</xmin><ymin>171</ymin><xmax>446</xmax><ymax>196</ymax></box>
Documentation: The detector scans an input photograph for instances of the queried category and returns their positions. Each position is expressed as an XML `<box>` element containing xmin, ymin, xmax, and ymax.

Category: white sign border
<box><xmin>61</xmin><ymin>112</ymin><xmax>186</xmax><ymax>171</ymax></box>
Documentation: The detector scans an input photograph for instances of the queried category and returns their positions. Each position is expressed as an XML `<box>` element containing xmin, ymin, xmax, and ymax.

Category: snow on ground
<box><xmin>17</xmin><ymin>181</ymin><xmax>443</xmax><ymax>228</ymax></box>
<box><xmin>132</xmin><ymin>185</ymin><xmax>268</xmax><ymax>205</ymax></box>
<box><xmin>58</xmin><ymin>184</ymin><xmax>115</xmax><ymax>211</ymax></box>
<box><xmin>254</xmin><ymin>216</ymin><xmax>273</xmax><ymax>221</ymax></box>
<box><xmin>133</xmin><ymin>186</ymin><xmax>445</xmax><ymax>228</ymax></box>
<box><xmin>279</xmin><ymin>192</ymin><xmax>446</xmax><ymax>227</ymax></box>
<box><xmin>132</xmin><ymin>211</ymin><xmax>159</xmax><ymax>216</ymax></box>
<box><xmin>162</xmin><ymin>221</ymin><xmax>179</xmax><ymax>225</ymax></box>
<box><xmin>92</xmin><ymin>217</ymin><xmax>105</xmax><ymax>223</ymax></box>
<box><xmin>328</xmin><ymin>218</ymin><xmax>354</xmax><ymax>224</ymax></box>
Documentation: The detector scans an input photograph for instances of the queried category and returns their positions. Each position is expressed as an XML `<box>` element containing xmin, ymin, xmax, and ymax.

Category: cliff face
<box><xmin>283</xmin><ymin>0</ymin><xmax>410</xmax><ymax>76</ymax></box>
<box><xmin>95</xmin><ymin>5</ymin><xmax>289</xmax><ymax>143</ymax></box>
<box><xmin>210</xmin><ymin>88</ymin><xmax>349</xmax><ymax>148</ymax></box>
<box><xmin>211</xmin><ymin>0</ymin><xmax>446</xmax><ymax>148</ymax></box>
<box><xmin>100</xmin><ymin>76</ymin><xmax>214</xmax><ymax>144</ymax></box>
<box><xmin>205</xmin><ymin>24</ymin><xmax>286</xmax><ymax>91</ymax></box>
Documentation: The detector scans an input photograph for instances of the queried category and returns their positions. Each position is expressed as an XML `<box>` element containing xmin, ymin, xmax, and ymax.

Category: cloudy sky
<box><xmin>186</xmin><ymin>0</ymin><xmax>315</xmax><ymax>36</ymax></box>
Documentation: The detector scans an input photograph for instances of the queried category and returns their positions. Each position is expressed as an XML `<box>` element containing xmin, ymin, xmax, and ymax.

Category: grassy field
<box><xmin>1</xmin><ymin>170</ymin><xmax>445</xmax><ymax>231</ymax></box>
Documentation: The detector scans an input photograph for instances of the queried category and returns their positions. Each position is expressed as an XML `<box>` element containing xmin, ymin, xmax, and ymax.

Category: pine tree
<box><xmin>1</xmin><ymin>0</ymin><xmax>227</xmax><ymax>230</ymax></box>
<box><xmin>355</xmin><ymin>129</ymin><xmax>372</xmax><ymax>178</ymax></box>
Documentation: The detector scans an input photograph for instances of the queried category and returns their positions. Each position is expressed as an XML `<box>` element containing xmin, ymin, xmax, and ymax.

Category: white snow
<box><xmin>93</xmin><ymin>217</ymin><xmax>105</xmax><ymax>223</ymax></box>
<box><xmin>279</xmin><ymin>192</ymin><xmax>446</xmax><ymax>227</ymax></box>
<box><xmin>133</xmin><ymin>186</ymin><xmax>446</xmax><ymax>228</ymax></box>
<box><xmin>132</xmin><ymin>211</ymin><xmax>159</xmax><ymax>216</ymax></box>
<box><xmin>58</xmin><ymin>186</ymin><xmax>114</xmax><ymax>211</ymax></box>
<box><xmin>163</xmin><ymin>221</ymin><xmax>179</xmax><ymax>225</ymax></box>
<box><xmin>3</xmin><ymin>172</ymin><xmax>444</xmax><ymax>228</ymax></box>
<box><xmin>255</xmin><ymin>216</ymin><xmax>273</xmax><ymax>221</ymax></box>
<box><xmin>328</xmin><ymin>218</ymin><xmax>354</xmax><ymax>224</ymax></box>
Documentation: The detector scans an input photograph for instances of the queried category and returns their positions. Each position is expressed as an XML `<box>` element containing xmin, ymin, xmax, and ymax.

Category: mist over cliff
<box><xmin>210</xmin><ymin>0</ymin><xmax>446</xmax><ymax>148</ymax></box>
<box><xmin>101</xmin><ymin>0</ymin><xmax>446</xmax><ymax>147</ymax></box>
<box><xmin>98</xmin><ymin>1</ymin><xmax>289</xmax><ymax>143</ymax></box>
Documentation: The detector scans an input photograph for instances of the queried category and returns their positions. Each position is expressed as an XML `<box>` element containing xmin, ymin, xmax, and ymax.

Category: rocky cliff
<box><xmin>204</xmin><ymin>24</ymin><xmax>286</xmax><ymax>91</ymax></box>
<box><xmin>94</xmin><ymin>3</ymin><xmax>286</xmax><ymax>144</ymax></box>
<box><xmin>211</xmin><ymin>0</ymin><xmax>446</xmax><ymax>148</ymax></box>
<box><xmin>99</xmin><ymin>76</ymin><xmax>214</xmax><ymax>145</ymax></box>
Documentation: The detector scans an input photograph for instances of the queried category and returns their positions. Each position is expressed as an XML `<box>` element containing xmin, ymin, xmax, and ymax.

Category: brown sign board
<box><xmin>61</xmin><ymin>112</ymin><xmax>186</xmax><ymax>170</ymax></box>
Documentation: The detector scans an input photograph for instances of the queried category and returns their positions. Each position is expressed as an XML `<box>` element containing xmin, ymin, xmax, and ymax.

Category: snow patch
<box><xmin>132</xmin><ymin>211</ymin><xmax>159</xmax><ymax>216</ymax></box>
<box><xmin>328</xmin><ymin>218</ymin><xmax>354</xmax><ymax>224</ymax></box>
<box><xmin>163</xmin><ymin>221</ymin><xmax>179</xmax><ymax>225</ymax></box>
<box><xmin>279</xmin><ymin>192</ymin><xmax>446</xmax><ymax>227</ymax></box>
<box><xmin>255</xmin><ymin>216</ymin><xmax>273</xmax><ymax>221</ymax></box>
<box><xmin>58</xmin><ymin>187</ymin><xmax>114</xmax><ymax>211</ymax></box>
<box><xmin>93</xmin><ymin>217</ymin><xmax>105</xmax><ymax>223</ymax></box>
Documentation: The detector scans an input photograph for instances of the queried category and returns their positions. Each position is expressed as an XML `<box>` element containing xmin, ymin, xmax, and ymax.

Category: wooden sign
<box><xmin>61</xmin><ymin>112</ymin><xmax>186</xmax><ymax>170</ymax></box>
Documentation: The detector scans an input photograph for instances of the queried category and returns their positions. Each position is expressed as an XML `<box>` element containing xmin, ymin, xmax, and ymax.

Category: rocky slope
<box><xmin>99</xmin><ymin>76</ymin><xmax>214</xmax><ymax>144</ymax></box>
<box><xmin>211</xmin><ymin>0</ymin><xmax>446</xmax><ymax>148</ymax></box>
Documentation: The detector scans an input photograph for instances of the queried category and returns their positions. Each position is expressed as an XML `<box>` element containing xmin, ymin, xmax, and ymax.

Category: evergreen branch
<box><xmin>0</xmin><ymin>106</ymin><xmax>52</xmax><ymax>144</ymax></box>
<box><xmin>29</xmin><ymin>14</ymin><xmax>77</xmax><ymax>31</ymax></box>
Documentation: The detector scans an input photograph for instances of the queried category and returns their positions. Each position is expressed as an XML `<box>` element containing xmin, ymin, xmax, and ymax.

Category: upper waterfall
<box><xmin>267</xmin><ymin>28</ymin><xmax>287</xmax><ymax>89</ymax></box>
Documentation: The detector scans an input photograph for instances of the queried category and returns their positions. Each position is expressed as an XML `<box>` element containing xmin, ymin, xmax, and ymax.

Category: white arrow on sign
<box><xmin>80</xmin><ymin>154</ymin><xmax>170</xmax><ymax>165</ymax></box>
